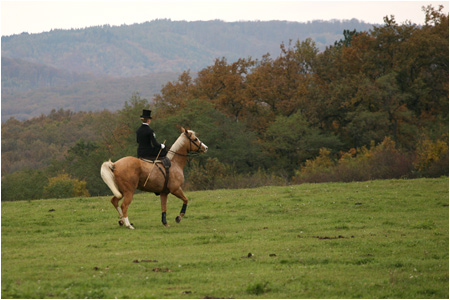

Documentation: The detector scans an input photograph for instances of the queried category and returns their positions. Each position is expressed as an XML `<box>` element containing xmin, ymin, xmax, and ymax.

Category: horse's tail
<box><xmin>100</xmin><ymin>160</ymin><xmax>123</xmax><ymax>199</ymax></box>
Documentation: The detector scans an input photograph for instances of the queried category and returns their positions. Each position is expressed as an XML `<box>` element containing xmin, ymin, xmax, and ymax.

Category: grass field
<box><xmin>2</xmin><ymin>177</ymin><xmax>448</xmax><ymax>298</ymax></box>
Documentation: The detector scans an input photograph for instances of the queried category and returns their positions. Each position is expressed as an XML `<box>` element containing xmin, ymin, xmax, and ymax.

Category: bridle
<box><xmin>184</xmin><ymin>131</ymin><xmax>204</xmax><ymax>153</ymax></box>
<box><xmin>168</xmin><ymin>131</ymin><xmax>205</xmax><ymax>157</ymax></box>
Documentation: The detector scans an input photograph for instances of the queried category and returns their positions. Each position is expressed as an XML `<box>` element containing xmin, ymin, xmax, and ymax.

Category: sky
<box><xmin>1</xmin><ymin>1</ymin><xmax>449</xmax><ymax>36</ymax></box>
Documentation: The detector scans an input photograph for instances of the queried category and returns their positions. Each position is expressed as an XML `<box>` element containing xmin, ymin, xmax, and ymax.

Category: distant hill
<box><xmin>1</xmin><ymin>72</ymin><xmax>178</xmax><ymax>120</ymax></box>
<box><xmin>1</xmin><ymin>19</ymin><xmax>375</xmax><ymax>120</ymax></box>
<box><xmin>2</xmin><ymin>19</ymin><xmax>374</xmax><ymax>76</ymax></box>
<box><xmin>2</xmin><ymin>56</ymin><xmax>97</xmax><ymax>95</ymax></box>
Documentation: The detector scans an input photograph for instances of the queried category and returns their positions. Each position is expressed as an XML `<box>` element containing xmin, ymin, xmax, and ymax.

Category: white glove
<box><xmin>161</xmin><ymin>144</ymin><xmax>166</xmax><ymax>149</ymax></box>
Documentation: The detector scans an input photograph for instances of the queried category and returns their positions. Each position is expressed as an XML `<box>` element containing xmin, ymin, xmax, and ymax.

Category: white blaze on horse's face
<box><xmin>201</xmin><ymin>142</ymin><xmax>208</xmax><ymax>153</ymax></box>
<box><xmin>197</xmin><ymin>137</ymin><xmax>208</xmax><ymax>153</ymax></box>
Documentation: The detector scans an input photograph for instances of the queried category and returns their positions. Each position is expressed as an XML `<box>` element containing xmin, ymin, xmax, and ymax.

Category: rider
<box><xmin>136</xmin><ymin>109</ymin><xmax>167</xmax><ymax>159</ymax></box>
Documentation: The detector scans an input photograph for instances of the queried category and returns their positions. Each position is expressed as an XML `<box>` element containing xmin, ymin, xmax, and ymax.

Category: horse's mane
<box><xmin>167</xmin><ymin>130</ymin><xmax>195</xmax><ymax>160</ymax></box>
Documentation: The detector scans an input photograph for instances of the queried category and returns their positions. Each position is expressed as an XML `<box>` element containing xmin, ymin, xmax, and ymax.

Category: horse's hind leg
<box><xmin>110</xmin><ymin>196</ymin><xmax>124</xmax><ymax>226</ymax></box>
<box><xmin>120</xmin><ymin>192</ymin><xmax>135</xmax><ymax>229</ymax></box>
<box><xmin>160</xmin><ymin>193</ymin><xmax>169</xmax><ymax>227</ymax></box>
<box><xmin>171</xmin><ymin>188</ymin><xmax>189</xmax><ymax>223</ymax></box>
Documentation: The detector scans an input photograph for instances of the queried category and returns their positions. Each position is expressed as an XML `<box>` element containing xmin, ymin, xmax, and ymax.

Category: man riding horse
<box><xmin>100</xmin><ymin>109</ymin><xmax>208</xmax><ymax>228</ymax></box>
<box><xmin>136</xmin><ymin>109</ymin><xmax>167</xmax><ymax>159</ymax></box>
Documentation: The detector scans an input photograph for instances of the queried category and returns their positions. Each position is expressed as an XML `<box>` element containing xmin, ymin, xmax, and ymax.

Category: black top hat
<box><xmin>140</xmin><ymin>109</ymin><xmax>152</xmax><ymax>119</ymax></box>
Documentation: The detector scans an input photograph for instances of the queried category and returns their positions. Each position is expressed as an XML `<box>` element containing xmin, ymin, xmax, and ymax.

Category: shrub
<box><xmin>1</xmin><ymin>169</ymin><xmax>49</xmax><ymax>201</ymax></box>
<box><xmin>185</xmin><ymin>158</ymin><xmax>286</xmax><ymax>190</ymax></box>
<box><xmin>294</xmin><ymin>137</ymin><xmax>415</xmax><ymax>183</ymax></box>
<box><xmin>293</xmin><ymin>148</ymin><xmax>337</xmax><ymax>183</ymax></box>
<box><xmin>43</xmin><ymin>174</ymin><xmax>90</xmax><ymax>199</ymax></box>
<box><xmin>368</xmin><ymin>138</ymin><xmax>415</xmax><ymax>179</ymax></box>
<box><xmin>185</xmin><ymin>158</ymin><xmax>232</xmax><ymax>190</ymax></box>
<box><xmin>414</xmin><ymin>136</ymin><xmax>449</xmax><ymax>177</ymax></box>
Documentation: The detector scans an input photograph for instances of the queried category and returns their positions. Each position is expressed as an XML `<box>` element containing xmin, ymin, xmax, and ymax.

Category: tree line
<box><xmin>2</xmin><ymin>6</ymin><xmax>448</xmax><ymax>201</ymax></box>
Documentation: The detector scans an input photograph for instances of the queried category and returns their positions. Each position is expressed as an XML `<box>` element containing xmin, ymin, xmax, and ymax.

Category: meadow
<box><xmin>2</xmin><ymin>177</ymin><xmax>448</xmax><ymax>298</ymax></box>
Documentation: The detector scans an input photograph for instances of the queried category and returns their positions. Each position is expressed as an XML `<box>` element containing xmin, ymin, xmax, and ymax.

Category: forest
<box><xmin>2</xmin><ymin>6</ymin><xmax>448</xmax><ymax>201</ymax></box>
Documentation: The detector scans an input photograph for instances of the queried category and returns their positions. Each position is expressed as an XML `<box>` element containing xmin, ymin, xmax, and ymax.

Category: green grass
<box><xmin>2</xmin><ymin>178</ymin><xmax>448</xmax><ymax>298</ymax></box>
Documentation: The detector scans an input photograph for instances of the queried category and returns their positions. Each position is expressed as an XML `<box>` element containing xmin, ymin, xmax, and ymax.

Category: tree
<box><xmin>195</xmin><ymin>57</ymin><xmax>256</xmax><ymax>122</ymax></box>
<box><xmin>64</xmin><ymin>139</ymin><xmax>110</xmax><ymax>196</ymax></box>
<box><xmin>153</xmin><ymin>71</ymin><xmax>194</xmax><ymax>116</ymax></box>
<box><xmin>1</xmin><ymin>169</ymin><xmax>48</xmax><ymax>201</ymax></box>
<box><xmin>153</xmin><ymin>98</ymin><xmax>267</xmax><ymax>173</ymax></box>
<box><xmin>264</xmin><ymin>111</ymin><xmax>342</xmax><ymax>176</ymax></box>
<box><xmin>246</xmin><ymin>40</ymin><xmax>318</xmax><ymax>118</ymax></box>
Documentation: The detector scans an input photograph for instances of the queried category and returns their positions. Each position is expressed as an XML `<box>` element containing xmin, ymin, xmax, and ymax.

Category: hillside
<box><xmin>2</xmin><ymin>19</ymin><xmax>373</xmax><ymax>76</ymax></box>
<box><xmin>1</xmin><ymin>19</ymin><xmax>374</xmax><ymax>120</ymax></box>
<box><xmin>1</xmin><ymin>56</ymin><xmax>97</xmax><ymax>94</ymax></box>
<box><xmin>1</xmin><ymin>72</ymin><xmax>178</xmax><ymax>120</ymax></box>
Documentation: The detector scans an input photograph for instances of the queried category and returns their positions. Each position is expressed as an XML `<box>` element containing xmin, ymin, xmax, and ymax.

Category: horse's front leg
<box><xmin>171</xmin><ymin>188</ymin><xmax>189</xmax><ymax>223</ymax></box>
<box><xmin>160</xmin><ymin>193</ymin><xmax>170</xmax><ymax>227</ymax></box>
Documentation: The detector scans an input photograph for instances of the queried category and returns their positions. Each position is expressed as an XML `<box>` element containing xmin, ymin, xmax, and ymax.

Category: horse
<box><xmin>100</xmin><ymin>127</ymin><xmax>208</xmax><ymax>228</ymax></box>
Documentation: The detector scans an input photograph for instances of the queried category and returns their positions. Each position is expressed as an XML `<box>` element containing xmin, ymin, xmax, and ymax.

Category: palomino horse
<box><xmin>100</xmin><ymin>127</ymin><xmax>208</xmax><ymax>228</ymax></box>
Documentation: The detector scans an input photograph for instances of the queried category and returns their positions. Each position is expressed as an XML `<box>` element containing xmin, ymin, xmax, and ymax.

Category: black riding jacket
<box><xmin>136</xmin><ymin>124</ymin><xmax>167</xmax><ymax>158</ymax></box>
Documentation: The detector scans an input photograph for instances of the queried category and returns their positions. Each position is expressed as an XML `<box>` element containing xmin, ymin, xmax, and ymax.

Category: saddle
<box><xmin>140</xmin><ymin>157</ymin><xmax>172</xmax><ymax>194</ymax></box>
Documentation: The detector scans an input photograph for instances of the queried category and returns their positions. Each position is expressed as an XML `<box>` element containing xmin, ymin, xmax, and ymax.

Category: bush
<box><xmin>1</xmin><ymin>169</ymin><xmax>49</xmax><ymax>201</ymax></box>
<box><xmin>43</xmin><ymin>174</ymin><xmax>90</xmax><ymax>199</ymax></box>
<box><xmin>185</xmin><ymin>158</ymin><xmax>232</xmax><ymax>190</ymax></box>
<box><xmin>292</xmin><ymin>148</ymin><xmax>337</xmax><ymax>183</ymax></box>
<box><xmin>185</xmin><ymin>157</ymin><xmax>286</xmax><ymax>190</ymax></box>
<box><xmin>294</xmin><ymin>137</ymin><xmax>415</xmax><ymax>183</ymax></box>
<box><xmin>414</xmin><ymin>136</ymin><xmax>449</xmax><ymax>177</ymax></box>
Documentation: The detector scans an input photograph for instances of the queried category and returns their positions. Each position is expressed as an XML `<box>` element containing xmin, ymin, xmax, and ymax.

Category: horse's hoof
<box><xmin>128</xmin><ymin>225</ymin><xmax>135</xmax><ymax>230</ymax></box>
<box><xmin>163</xmin><ymin>224</ymin><xmax>170</xmax><ymax>228</ymax></box>
<box><xmin>118</xmin><ymin>220</ymin><xmax>124</xmax><ymax>226</ymax></box>
<box><xmin>175</xmin><ymin>216</ymin><xmax>181</xmax><ymax>223</ymax></box>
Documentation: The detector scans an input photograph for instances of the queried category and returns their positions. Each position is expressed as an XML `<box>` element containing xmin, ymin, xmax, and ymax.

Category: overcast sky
<box><xmin>1</xmin><ymin>1</ymin><xmax>448</xmax><ymax>36</ymax></box>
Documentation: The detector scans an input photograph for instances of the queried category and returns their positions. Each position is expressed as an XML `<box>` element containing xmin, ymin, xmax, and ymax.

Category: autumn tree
<box><xmin>194</xmin><ymin>57</ymin><xmax>255</xmax><ymax>122</ymax></box>
<box><xmin>153</xmin><ymin>71</ymin><xmax>194</xmax><ymax>117</ymax></box>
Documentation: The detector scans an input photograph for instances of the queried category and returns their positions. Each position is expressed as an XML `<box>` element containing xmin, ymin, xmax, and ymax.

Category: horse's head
<box><xmin>180</xmin><ymin>126</ymin><xmax>208</xmax><ymax>153</ymax></box>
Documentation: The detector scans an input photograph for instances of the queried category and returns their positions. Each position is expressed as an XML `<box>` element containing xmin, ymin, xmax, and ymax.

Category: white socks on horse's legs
<box><xmin>123</xmin><ymin>217</ymin><xmax>134</xmax><ymax>229</ymax></box>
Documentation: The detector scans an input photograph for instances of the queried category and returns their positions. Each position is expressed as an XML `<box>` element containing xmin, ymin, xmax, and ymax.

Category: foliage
<box><xmin>185</xmin><ymin>158</ymin><xmax>233</xmax><ymax>190</ymax></box>
<box><xmin>43</xmin><ymin>174</ymin><xmax>90</xmax><ymax>199</ymax></box>
<box><xmin>154</xmin><ymin>98</ymin><xmax>267</xmax><ymax>172</ymax></box>
<box><xmin>1</xmin><ymin>169</ymin><xmax>48</xmax><ymax>201</ymax></box>
<box><xmin>264</xmin><ymin>111</ymin><xmax>342</xmax><ymax>175</ymax></box>
<box><xmin>1</xmin><ymin>109</ymin><xmax>99</xmax><ymax>175</ymax></box>
<box><xmin>184</xmin><ymin>158</ymin><xmax>286</xmax><ymax>190</ymax></box>
<box><xmin>414</xmin><ymin>135</ymin><xmax>449</xmax><ymax>177</ymax></box>
<box><xmin>294</xmin><ymin>137</ymin><xmax>416</xmax><ymax>183</ymax></box>
<box><xmin>63</xmin><ymin>139</ymin><xmax>110</xmax><ymax>196</ymax></box>
<box><xmin>2</xmin><ymin>178</ymin><xmax>448</xmax><ymax>298</ymax></box>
